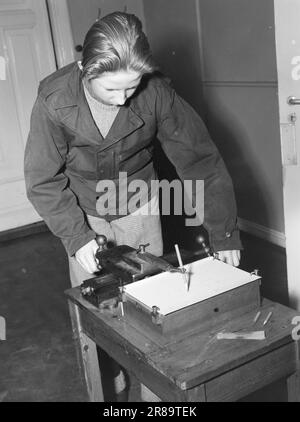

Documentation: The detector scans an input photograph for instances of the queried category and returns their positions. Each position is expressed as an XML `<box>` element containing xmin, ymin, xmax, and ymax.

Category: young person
<box><xmin>24</xmin><ymin>11</ymin><xmax>241</xmax><ymax>401</ymax></box>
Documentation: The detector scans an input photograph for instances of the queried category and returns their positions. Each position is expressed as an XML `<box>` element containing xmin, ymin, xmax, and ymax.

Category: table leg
<box><xmin>185</xmin><ymin>384</ymin><xmax>207</xmax><ymax>402</ymax></box>
<box><xmin>287</xmin><ymin>340</ymin><xmax>300</xmax><ymax>402</ymax></box>
<box><xmin>287</xmin><ymin>372</ymin><xmax>300</xmax><ymax>402</ymax></box>
<box><xmin>68</xmin><ymin>300</ymin><xmax>104</xmax><ymax>402</ymax></box>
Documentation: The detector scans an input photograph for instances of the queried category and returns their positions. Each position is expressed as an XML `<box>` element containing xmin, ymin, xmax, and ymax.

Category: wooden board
<box><xmin>124</xmin><ymin>257</ymin><xmax>260</xmax><ymax>315</ymax></box>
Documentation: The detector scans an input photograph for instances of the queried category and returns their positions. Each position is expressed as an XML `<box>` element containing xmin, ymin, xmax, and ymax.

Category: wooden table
<box><xmin>65</xmin><ymin>287</ymin><xmax>300</xmax><ymax>402</ymax></box>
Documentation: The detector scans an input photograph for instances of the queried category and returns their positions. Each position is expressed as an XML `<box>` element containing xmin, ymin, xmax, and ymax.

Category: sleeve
<box><xmin>155</xmin><ymin>81</ymin><xmax>242</xmax><ymax>252</ymax></box>
<box><xmin>24</xmin><ymin>97</ymin><xmax>96</xmax><ymax>256</ymax></box>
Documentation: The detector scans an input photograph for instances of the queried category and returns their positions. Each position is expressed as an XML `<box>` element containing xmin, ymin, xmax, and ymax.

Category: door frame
<box><xmin>274</xmin><ymin>0</ymin><xmax>300</xmax><ymax>310</ymax></box>
<box><xmin>47</xmin><ymin>0</ymin><xmax>75</xmax><ymax>68</ymax></box>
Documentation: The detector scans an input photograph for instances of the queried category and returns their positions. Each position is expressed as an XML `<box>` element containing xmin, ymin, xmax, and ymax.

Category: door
<box><xmin>274</xmin><ymin>0</ymin><xmax>300</xmax><ymax>310</ymax></box>
<box><xmin>0</xmin><ymin>0</ymin><xmax>56</xmax><ymax>231</ymax></box>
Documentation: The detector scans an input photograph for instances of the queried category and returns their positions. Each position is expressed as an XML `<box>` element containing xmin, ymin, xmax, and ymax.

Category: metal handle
<box><xmin>95</xmin><ymin>234</ymin><xmax>107</xmax><ymax>252</ymax></box>
<box><xmin>287</xmin><ymin>96</ymin><xmax>300</xmax><ymax>105</ymax></box>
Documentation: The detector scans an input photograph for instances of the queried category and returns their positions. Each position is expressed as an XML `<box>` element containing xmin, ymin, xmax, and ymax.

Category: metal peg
<box><xmin>151</xmin><ymin>305</ymin><xmax>162</xmax><ymax>325</ymax></box>
<box><xmin>289</xmin><ymin>112</ymin><xmax>297</xmax><ymax>123</ymax></box>
<box><xmin>136</xmin><ymin>243</ymin><xmax>150</xmax><ymax>254</ymax></box>
<box><xmin>152</xmin><ymin>305</ymin><xmax>159</xmax><ymax>315</ymax></box>
<box><xmin>80</xmin><ymin>285</ymin><xmax>94</xmax><ymax>296</ymax></box>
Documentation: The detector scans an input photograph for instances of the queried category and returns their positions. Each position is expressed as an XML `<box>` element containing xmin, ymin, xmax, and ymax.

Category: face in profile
<box><xmin>86</xmin><ymin>70</ymin><xmax>142</xmax><ymax>106</ymax></box>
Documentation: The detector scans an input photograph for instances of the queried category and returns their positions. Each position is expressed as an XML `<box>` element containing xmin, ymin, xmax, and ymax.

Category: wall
<box><xmin>143</xmin><ymin>0</ymin><xmax>285</xmax><ymax>242</ymax></box>
<box><xmin>198</xmin><ymin>0</ymin><xmax>284</xmax><ymax>239</ymax></box>
<box><xmin>143</xmin><ymin>0</ymin><xmax>204</xmax><ymax>115</ymax></box>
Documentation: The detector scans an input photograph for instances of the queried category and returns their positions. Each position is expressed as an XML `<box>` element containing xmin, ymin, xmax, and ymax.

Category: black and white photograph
<box><xmin>0</xmin><ymin>0</ymin><xmax>299</xmax><ymax>405</ymax></box>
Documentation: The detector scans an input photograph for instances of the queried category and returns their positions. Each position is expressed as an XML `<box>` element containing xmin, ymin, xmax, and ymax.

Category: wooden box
<box><xmin>123</xmin><ymin>258</ymin><xmax>261</xmax><ymax>338</ymax></box>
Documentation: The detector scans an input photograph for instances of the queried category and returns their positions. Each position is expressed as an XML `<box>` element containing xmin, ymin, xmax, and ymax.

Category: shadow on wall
<box><xmin>151</xmin><ymin>48</ymin><xmax>273</xmax><ymax>255</ymax></box>
<box><xmin>202</xmin><ymin>93</ymin><xmax>274</xmax><ymax>231</ymax></box>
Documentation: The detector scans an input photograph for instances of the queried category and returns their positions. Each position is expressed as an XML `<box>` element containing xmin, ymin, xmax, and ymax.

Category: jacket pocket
<box><xmin>119</xmin><ymin>146</ymin><xmax>153</xmax><ymax>176</ymax></box>
<box><xmin>96</xmin><ymin>149</ymin><xmax>118</xmax><ymax>179</ymax></box>
<box><xmin>66</xmin><ymin>146</ymin><xmax>97</xmax><ymax>180</ymax></box>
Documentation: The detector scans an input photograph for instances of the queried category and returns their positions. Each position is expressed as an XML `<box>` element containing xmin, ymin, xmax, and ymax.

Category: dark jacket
<box><xmin>24</xmin><ymin>62</ymin><xmax>241</xmax><ymax>256</ymax></box>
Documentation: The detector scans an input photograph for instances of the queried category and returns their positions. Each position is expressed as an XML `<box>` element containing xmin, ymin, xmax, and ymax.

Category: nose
<box><xmin>116</xmin><ymin>91</ymin><xmax>127</xmax><ymax>105</ymax></box>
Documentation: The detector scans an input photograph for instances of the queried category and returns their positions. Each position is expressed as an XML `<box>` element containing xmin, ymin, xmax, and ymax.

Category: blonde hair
<box><xmin>81</xmin><ymin>12</ymin><xmax>157</xmax><ymax>80</ymax></box>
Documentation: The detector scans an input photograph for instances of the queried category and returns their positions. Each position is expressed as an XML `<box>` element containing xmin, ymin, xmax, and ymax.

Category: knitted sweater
<box><xmin>83</xmin><ymin>82</ymin><xmax>119</xmax><ymax>137</ymax></box>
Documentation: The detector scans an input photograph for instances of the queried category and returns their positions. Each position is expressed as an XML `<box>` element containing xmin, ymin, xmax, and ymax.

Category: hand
<box><xmin>216</xmin><ymin>250</ymin><xmax>241</xmax><ymax>267</ymax></box>
<box><xmin>75</xmin><ymin>239</ymin><xmax>99</xmax><ymax>274</ymax></box>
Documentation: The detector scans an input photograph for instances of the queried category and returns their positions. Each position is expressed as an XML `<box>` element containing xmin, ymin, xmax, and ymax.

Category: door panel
<box><xmin>0</xmin><ymin>0</ymin><xmax>56</xmax><ymax>230</ymax></box>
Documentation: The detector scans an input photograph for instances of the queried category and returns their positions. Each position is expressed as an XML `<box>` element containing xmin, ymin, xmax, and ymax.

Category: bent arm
<box><xmin>155</xmin><ymin>80</ymin><xmax>242</xmax><ymax>252</ymax></box>
<box><xmin>24</xmin><ymin>98</ymin><xmax>96</xmax><ymax>256</ymax></box>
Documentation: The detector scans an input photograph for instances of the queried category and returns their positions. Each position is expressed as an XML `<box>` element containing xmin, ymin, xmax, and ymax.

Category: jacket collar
<box><xmin>53</xmin><ymin>63</ymin><xmax>147</xmax><ymax>151</ymax></box>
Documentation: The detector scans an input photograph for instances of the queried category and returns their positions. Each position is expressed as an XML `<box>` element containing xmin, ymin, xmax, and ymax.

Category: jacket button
<box><xmin>225</xmin><ymin>232</ymin><xmax>231</xmax><ymax>238</ymax></box>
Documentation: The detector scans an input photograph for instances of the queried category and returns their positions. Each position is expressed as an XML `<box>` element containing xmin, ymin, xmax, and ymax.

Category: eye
<box><xmin>126</xmin><ymin>87</ymin><xmax>138</xmax><ymax>94</ymax></box>
<box><xmin>105</xmin><ymin>86</ymin><xmax>137</xmax><ymax>93</ymax></box>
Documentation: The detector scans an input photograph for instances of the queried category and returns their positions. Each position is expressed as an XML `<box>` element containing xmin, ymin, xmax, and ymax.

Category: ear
<box><xmin>77</xmin><ymin>61</ymin><xmax>83</xmax><ymax>71</ymax></box>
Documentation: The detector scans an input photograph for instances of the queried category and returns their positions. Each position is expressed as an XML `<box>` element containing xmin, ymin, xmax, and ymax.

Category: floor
<box><xmin>0</xmin><ymin>226</ymin><xmax>290</xmax><ymax>402</ymax></box>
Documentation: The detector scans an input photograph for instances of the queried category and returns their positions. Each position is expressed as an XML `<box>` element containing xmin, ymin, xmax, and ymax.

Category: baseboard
<box><xmin>238</xmin><ymin>218</ymin><xmax>286</xmax><ymax>248</ymax></box>
<box><xmin>0</xmin><ymin>221</ymin><xmax>49</xmax><ymax>243</ymax></box>
<box><xmin>0</xmin><ymin>217</ymin><xmax>286</xmax><ymax>248</ymax></box>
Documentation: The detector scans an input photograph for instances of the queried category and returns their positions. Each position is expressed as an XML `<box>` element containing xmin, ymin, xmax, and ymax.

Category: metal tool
<box><xmin>197</xmin><ymin>235</ymin><xmax>215</xmax><ymax>258</ymax></box>
<box><xmin>80</xmin><ymin>235</ymin><xmax>189</xmax><ymax>308</ymax></box>
<box><xmin>217</xmin><ymin>331</ymin><xmax>266</xmax><ymax>340</ymax></box>
<box><xmin>263</xmin><ymin>311</ymin><xmax>273</xmax><ymax>326</ymax></box>
<box><xmin>174</xmin><ymin>244</ymin><xmax>189</xmax><ymax>291</ymax></box>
